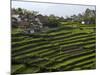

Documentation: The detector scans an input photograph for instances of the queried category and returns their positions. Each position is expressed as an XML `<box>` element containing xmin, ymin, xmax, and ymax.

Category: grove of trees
<box><xmin>12</xmin><ymin>8</ymin><xmax>96</xmax><ymax>29</ymax></box>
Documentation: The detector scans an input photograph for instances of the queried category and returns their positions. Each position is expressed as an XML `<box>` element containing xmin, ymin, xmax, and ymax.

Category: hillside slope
<box><xmin>11</xmin><ymin>25</ymin><xmax>96</xmax><ymax>74</ymax></box>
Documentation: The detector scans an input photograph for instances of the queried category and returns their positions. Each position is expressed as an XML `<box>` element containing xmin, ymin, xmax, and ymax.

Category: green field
<box><xmin>11</xmin><ymin>23</ymin><xmax>96</xmax><ymax>74</ymax></box>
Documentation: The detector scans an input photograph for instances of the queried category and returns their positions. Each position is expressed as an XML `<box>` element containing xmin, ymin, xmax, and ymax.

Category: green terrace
<box><xmin>12</xmin><ymin>23</ymin><xmax>96</xmax><ymax>74</ymax></box>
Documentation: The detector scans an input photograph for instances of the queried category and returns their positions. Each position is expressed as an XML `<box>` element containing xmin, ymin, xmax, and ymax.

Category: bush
<box><xmin>45</xmin><ymin>19</ymin><xmax>60</xmax><ymax>28</ymax></box>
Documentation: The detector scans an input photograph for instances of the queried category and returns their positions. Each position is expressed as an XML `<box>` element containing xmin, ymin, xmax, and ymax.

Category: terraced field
<box><xmin>11</xmin><ymin>25</ymin><xmax>96</xmax><ymax>74</ymax></box>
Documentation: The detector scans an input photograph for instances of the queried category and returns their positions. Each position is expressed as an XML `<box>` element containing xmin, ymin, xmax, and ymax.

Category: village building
<box><xmin>12</xmin><ymin>9</ymin><xmax>43</xmax><ymax>33</ymax></box>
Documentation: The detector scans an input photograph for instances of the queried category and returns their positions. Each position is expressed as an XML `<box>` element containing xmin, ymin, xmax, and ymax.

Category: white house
<box><xmin>81</xmin><ymin>21</ymin><xmax>85</xmax><ymax>24</ymax></box>
<box><xmin>12</xmin><ymin>14</ymin><xmax>22</xmax><ymax>22</ymax></box>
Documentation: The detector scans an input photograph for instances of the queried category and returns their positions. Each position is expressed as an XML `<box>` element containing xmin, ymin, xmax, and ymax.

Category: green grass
<box><xmin>12</xmin><ymin>23</ymin><xmax>96</xmax><ymax>74</ymax></box>
<box><xmin>51</xmin><ymin>53</ymin><xmax>95</xmax><ymax>69</ymax></box>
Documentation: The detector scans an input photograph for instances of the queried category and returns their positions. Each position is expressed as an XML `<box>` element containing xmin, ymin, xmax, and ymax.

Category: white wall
<box><xmin>0</xmin><ymin>0</ymin><xmax>99</xmax><ymax>75</ymax></box>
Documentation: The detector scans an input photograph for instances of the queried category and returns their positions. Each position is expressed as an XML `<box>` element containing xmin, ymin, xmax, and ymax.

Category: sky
<box><xmin>12</xmin><ymin>1</ymin><xmax>96</xmax><ymax>18</ymax></box>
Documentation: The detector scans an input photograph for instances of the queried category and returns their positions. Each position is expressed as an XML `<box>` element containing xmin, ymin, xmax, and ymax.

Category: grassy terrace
<box><xmin>46</xmin><ymin>52</ymin><xmax>95</xmax><ymax>69</ymax></box>
<box><xmin>12</xmin><ymin>24</ymin><xmax>96</xmax><ymax>74</ymax></box>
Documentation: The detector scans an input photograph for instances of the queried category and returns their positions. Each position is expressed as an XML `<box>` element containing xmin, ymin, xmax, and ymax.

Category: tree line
<box><xmin>12</xmin><ymin>8</ymin><xmax>96</xmax><ymax>28</ymax></box>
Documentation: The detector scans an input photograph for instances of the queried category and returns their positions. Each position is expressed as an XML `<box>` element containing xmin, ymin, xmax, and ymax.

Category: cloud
<box><xmin>12</xmin><ymin>1</ymin><xmax>95</xmax><ymax>17</ymax></box>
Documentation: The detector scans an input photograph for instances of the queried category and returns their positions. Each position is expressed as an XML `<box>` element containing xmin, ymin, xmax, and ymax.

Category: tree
<box><xmin>47</xmin><ymin>15</ymin><xmax>60</xmax><ymax>28</ymax></box>
<box><xmin>59</xmin><ymin>16</ymin><xmax>65</xmax><ymax>22</ymax></box>
<box><xmin>83</xmin><ymin>8</ymin><xmax>96</xmax><ymax>24</ymax></box>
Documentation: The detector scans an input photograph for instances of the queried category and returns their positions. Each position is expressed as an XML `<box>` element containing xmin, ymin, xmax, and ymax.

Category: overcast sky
<box><xmin>12</xmin><ymin>1</ymin><xmax>95</xmax><ymax>17</ymax></box>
